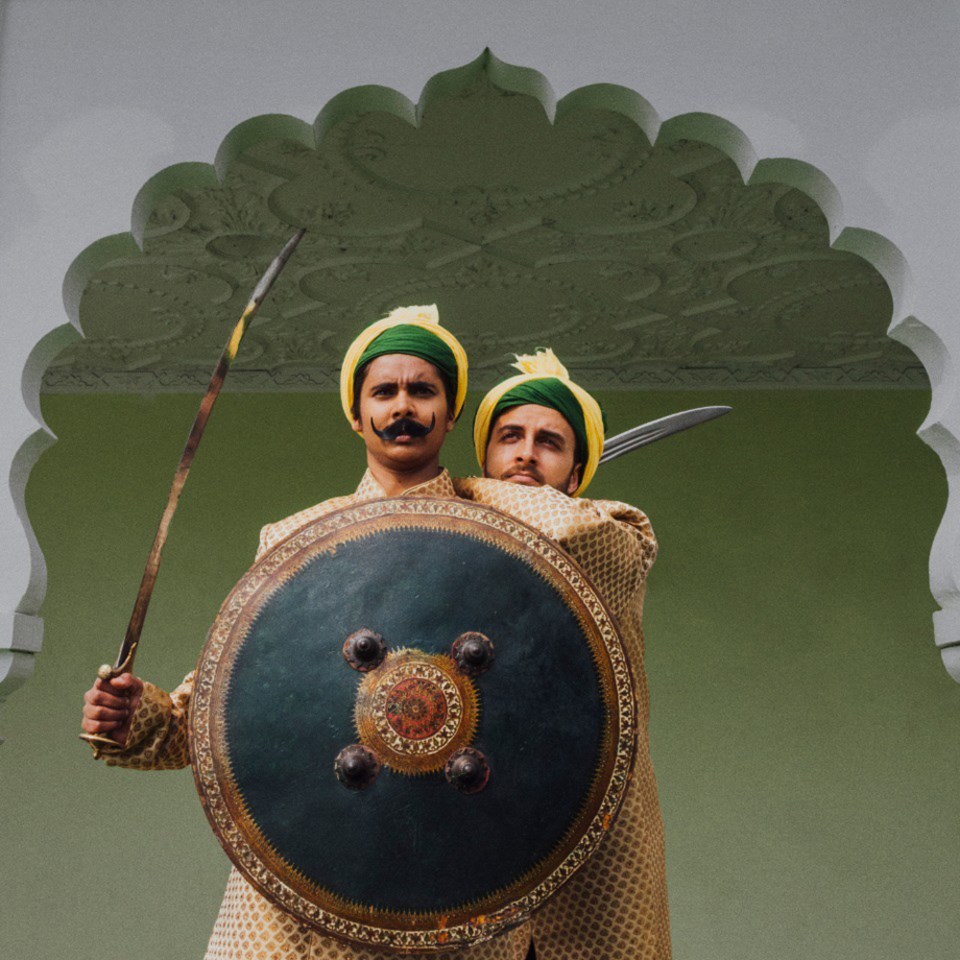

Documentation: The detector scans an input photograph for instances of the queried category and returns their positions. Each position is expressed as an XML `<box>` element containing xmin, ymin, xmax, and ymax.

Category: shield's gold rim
<box><xmin>190</xmin><ymin>497</ymin><xmax>636</xmax><ymax>953</ymax></box>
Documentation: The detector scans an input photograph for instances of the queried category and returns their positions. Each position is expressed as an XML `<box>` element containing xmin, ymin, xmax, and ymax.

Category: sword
<box><xmin>80</xmin><ymin>228</ymin><xmax>306</xmax><ymax>756</ymax></box>
<box><xmin>599</xmin><ymin>405</ymin><xmax>731</xmax><ymax>464</ymax></box>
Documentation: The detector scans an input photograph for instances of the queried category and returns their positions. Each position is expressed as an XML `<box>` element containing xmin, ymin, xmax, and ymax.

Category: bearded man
<box><xmin>79</xmin><ymin>306</ymin><xmax>531</xmax><ymax>960</ymax></box>
<box><xmin>454</xmin><ymin>349</ymin><xmax>671</xmax><ymax>960</ymax></box>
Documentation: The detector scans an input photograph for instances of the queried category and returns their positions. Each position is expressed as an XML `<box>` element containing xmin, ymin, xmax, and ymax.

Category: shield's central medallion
<box><xmin>385</xmin><ymin>677</ymin><xmax>448</xmax><ymax>740</ymax></box>
<box><xmin>355</xmin><ymin>649</ymin><xmax>479</xmax><ymax>774</ymax></box>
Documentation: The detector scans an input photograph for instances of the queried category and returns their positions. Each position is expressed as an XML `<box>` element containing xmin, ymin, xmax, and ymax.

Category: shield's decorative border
<box><xmin>190</xmin><ymin>497</ymin><xmax>636</xmax><ymax>953</ymax></box>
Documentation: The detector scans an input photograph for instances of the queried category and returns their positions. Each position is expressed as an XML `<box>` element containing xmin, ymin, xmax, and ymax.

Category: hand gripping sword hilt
<box><xmin>78</xmin><ymin>642</ymin><xmax>138</xmax><ymax>758</ymax></box>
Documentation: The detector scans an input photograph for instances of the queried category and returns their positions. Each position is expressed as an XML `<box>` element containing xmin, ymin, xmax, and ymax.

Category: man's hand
<box><xmin>81</xmin><ymin>673</ymin><xmax>144</xmax><ymax>747</ymax></box>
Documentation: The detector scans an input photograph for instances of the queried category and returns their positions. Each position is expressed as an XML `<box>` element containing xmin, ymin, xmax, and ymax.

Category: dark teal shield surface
<box><xmin>191</xmin><ymin>497</ymin><xmax>634</xmax><ymax>953</ymax></box>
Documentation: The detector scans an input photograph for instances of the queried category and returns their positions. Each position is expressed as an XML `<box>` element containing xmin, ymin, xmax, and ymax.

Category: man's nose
<box><xmin>391</xmin><ymin>390</ymin><xmax>416</xmax><ymax>418</ymax></box>
<box><xmin>515</xmin><ymin>439</ymin><xmax>537</xmax><ymax>462</ymax></box>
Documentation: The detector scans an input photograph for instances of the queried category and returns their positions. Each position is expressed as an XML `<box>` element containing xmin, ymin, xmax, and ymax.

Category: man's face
<box><xmin>352</xmin><ymin>354</ymin><xmax>454</xmax><ymax>471</ymax></box>
<box><xmin>483</xmin><ymin>404</ymin><xmax>582</xmax><ymax>495</ymax></box>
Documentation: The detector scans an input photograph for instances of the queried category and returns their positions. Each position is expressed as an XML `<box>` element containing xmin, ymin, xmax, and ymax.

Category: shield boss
<box><xmin>191</xmin><ymin>497</ymin><xmax>635</xmax><ymax>953</ymax></box>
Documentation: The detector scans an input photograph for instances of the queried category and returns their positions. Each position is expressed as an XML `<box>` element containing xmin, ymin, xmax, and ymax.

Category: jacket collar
<box><xmin>354</xmin><ymin>467</ymin><xmax>456</xmax><ymax>501</ymax></box>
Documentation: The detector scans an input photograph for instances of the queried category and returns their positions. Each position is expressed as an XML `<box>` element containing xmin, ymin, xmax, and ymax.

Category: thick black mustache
<box><xmin>371</xmin><ymin>414</ymin><xmax>436</xmax><ymax>441</ymax></box>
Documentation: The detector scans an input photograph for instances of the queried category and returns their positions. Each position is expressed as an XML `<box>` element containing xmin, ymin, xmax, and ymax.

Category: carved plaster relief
<box><xmin>11</xmin><ymin>51</ymin><xmax>946</xmax><ymax>707</ymax></box>
<box><xmin>46</xmin><ymin>54</ymin><xmax>919</xmax><ymax>394</ymax></box>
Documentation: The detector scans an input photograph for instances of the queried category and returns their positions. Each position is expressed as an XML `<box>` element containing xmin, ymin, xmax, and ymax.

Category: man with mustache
<box><xmin>80</xmin><ymin>306</ymin><xmax>531</xmax><ymax>960</ymax></box>
<box><xmin>454</xmin><ymin>349</ymin><xmax>671</xmax><ymax>960</ymax></box>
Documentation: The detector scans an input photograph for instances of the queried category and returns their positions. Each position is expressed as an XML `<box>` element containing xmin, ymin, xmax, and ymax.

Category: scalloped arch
<box><xmin>10</xmin><ymin>49</ymin><xmax>949</xmax><ymax>712</ymax></box>
<box><xmin>54</xmin><ymin>50</ymin><xmax>916</xmax><ymax>392</ymax></box>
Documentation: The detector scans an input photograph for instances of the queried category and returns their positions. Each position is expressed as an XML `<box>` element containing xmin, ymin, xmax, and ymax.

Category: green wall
<box><xmin>1</xmin><ymin>390</ymin><xmax>955</xmax><ymax>959</ymax></box>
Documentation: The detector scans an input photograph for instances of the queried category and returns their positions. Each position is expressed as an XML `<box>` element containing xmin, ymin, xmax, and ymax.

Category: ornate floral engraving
<box><xmin>49</xmin><ymin>55</ymin><xmax>921</xmax><ymax>393</ymax></box>
<box><xmin>354</xmin><ymin>649</ymin><xmax>479</xmax><ymax>774</ymax></box>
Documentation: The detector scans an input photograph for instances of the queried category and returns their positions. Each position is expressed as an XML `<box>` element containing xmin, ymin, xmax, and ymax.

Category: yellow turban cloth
<box><xmin>473</xmin><ymin>349</ymin><xmax>606</xmax><ymax>497</ymax></box>
<box><xmin>340</xmin><ymin>305</ymin><xmax>469</xmax><ymax>426</ymax></box>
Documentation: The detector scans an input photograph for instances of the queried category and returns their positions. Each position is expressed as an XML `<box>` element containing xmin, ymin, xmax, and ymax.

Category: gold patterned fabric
<box><xmin>453</xmin><ymin>477</ymin><xmax>671</xmax><ymax>960</ymax></box>
<box><xmin>97</xmin><ymin>468</ymin><xmax>531</xmax><ymax>960</ymax></box>
<box><xmin>101</xmin><ymin>674</ymin><xmax>194</xmax><ymax>770</ymax></box>
<box><xmin>98</xmin><ymin>469</ymin><xmax>668</xmax><ymax>958</ymax></box>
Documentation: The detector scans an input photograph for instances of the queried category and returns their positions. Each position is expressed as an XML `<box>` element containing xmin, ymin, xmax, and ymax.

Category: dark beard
<box><xmin>371</xmin><ymin>414</ymin><xmax>436</xmax><ymax>442</ymax></box>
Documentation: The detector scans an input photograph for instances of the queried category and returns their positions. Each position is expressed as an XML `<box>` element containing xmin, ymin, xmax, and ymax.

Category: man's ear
<box><xmin>444</xmin><ymin>409</ymin><xmax>455</xmax><ymax>433</ymax></box>
<box><xmin>565</xmin><ymin>463</ymin><xmax>583</xmax><ymax>496</ymax></box>
<box><xmin>351</xmin><ymin>415</ymin><xmax>364</xmax><ymax>435</ymax></box>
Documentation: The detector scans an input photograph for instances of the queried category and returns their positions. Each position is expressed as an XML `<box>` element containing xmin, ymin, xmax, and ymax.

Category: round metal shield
<box><xmin>191</xmin><ymin>497</ymin><xmax>635</xmax><ymax>953</ymax></box>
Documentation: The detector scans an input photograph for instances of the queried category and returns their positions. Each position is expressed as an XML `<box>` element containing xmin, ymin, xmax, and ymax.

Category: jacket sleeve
<box><xmin>453</xmin><ymin>477</ymin><xmax>656</xmax><ymax>617</ymax></box>
<box><xmin>99</xmin><ymin>671</ymin><xmax>195</xmax><ymax>771</ymax></box>
<box><xmin>97</xmin><ymin>517</ymin><xmax>294</xmax><ymax>772</ymax></box>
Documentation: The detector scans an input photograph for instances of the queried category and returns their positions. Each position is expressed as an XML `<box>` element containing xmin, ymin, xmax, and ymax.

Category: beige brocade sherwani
<box><xmin>101</xmin><ymin>468</ymin><xmax>670</xmax><ymax>960</ymax></box>
<box><xmin>452</xmin><ymin>477</ymin><xmax>670</xmax><ymax>960</ymax></box>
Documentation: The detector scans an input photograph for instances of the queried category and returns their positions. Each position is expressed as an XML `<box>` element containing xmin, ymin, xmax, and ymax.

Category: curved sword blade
<box><xmin>81</xmin><ymin>230</ymin><xmax>307</xmax><ymax>755</ymax></box>
<box><xmin>599</xmin><ymin>405</ymin><xmax>731</xmax><ymax>464</ymax></box>
<box><xmin>112</xmin><ymin>228</ymin><xmax>306</xmax><ymax>674</ymax></box>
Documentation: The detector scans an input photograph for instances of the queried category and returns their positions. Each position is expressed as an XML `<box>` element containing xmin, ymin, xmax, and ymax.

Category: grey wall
<box><xmin>2</xmin><ymin>1</ymin><xmax>959</xmax><ymax>688</ymax></box>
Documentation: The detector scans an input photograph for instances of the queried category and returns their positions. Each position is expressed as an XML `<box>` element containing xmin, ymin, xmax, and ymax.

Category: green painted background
<box><xmin>1</xmin><ymin>390</ymin><xmax>956</xmax><ymax>959</ymax></box>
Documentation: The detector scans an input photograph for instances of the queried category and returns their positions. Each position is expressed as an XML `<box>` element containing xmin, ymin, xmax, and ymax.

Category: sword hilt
<box><xmin>78</xmin><ymin>644</ymin><xmax>139</xmax><ymax>758</ymax></box>
<box><xmin>78</xmin><ymin>732</ymin><xmax>123</xmax><ymax>760</ymax></box>
<box><xmin>97</xmin><ymin>641</ymin><xmax>138</xmax><ymax>680</ymax></box>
